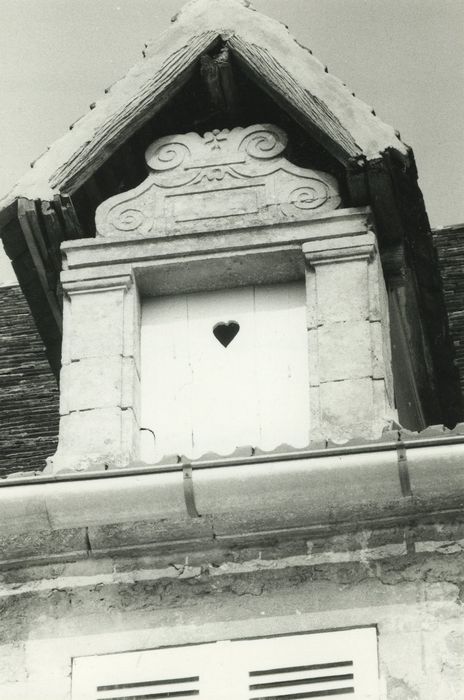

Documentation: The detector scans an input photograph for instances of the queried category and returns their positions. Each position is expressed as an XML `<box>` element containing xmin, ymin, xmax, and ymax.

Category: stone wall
<box><xmin>1</xmin><ymin>523</ymin><xmax>463</xmax><ymax>699</ymax></box>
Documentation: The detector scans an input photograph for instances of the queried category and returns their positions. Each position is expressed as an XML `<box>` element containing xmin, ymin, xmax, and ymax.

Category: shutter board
<box><xmin>72</xmin><ymin>643</ymin><xmax>212</xmax><ymax>700</ymax></box>
<box><xmin>242</xmin><ymin>629</ymin><xmax>378</xmax><ymax>700</ymax></box>
<box><xmin>140</xmin><ymin>281</ymin><xmax>309</xmax><ymax>462</ymax></box>
<box><xmin>72</xmin><ymin>628</ymin><xmax>379</xmax><ymax>700</ymax></box>
<box><xmin>95</xmin><ymin>674</ymin><xmax>200</xmax><ymax>699</ymax></box>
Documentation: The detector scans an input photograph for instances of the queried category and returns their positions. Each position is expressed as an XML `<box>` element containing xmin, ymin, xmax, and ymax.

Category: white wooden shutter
<box><xmin>140</xmin><ymin>281</ymin><xmax>310</xmax><ymax>461</ymax></box>
<box><xmin>72</xmin><ymin>641</ymin><xmax>210</xmax><ymax>700</ymax></box>
<box><xmin>72</xmin><ymin>627</ymin><xmax>379</xmax><ymax>700</ymax></box>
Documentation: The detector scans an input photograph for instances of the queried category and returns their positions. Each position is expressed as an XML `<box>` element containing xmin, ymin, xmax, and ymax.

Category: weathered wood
<box><xmin>346</xmin><ymin>162</ymin><xmax>368</xmax><ymax>207</ymax></box>
<box><xmin>57</xmin><ymin>194</ymin><xmax>84</xmax><ymax>240</ymax></box>
<box><xmin>365</xmin><ymin>158</ymin><xmax>405</xmax><ymax>247</ymax></box>
<box><xmin>51</xmin><ymin>32</ymin><xmax>219</xmax><ymax>194</ymax></box>
<box><xmin>380</xmin><ymin>242</ymin><xmax>406</xmax><ymax>285</ymax></box>
<box><xmin>229</xmin><ymin>37</ymin><xmax>359</xmax><ymax>165</ymax></box>
<box><xmin>18</xmin><ymin>198</ymin><xmax>48</xmax><ymax>263</ymax></box>
<box><xmin>40</xmin><ymin>200</ymin><xmax>65</xmax><ymax>275</ymax></box>
<box><xmin>0</xmin><ymin>208</ymin><xmax>27</xmax><ymax>259</ymax></box>
<box><xmin>201</xmin><ymin>46</ymin><xmax>238</xmax><ymax>115</ymax></box>
<box><xmin>17</xmin><ymin>198</ymin><xmax>61</xmax><ymax>328</ymax></box>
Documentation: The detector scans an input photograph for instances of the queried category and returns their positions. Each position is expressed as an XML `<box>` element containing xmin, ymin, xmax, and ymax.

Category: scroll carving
<box><xmin>96</xmin><ymin>124</ymin><xmax>341</xmax><ymax>238</ymax></box>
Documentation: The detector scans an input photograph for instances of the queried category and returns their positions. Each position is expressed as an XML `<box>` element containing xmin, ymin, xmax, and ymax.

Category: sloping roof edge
<box><xmin>0</xmin><ymin>0</ymin><xmax>407</xmax><ymax>211</ymax></box>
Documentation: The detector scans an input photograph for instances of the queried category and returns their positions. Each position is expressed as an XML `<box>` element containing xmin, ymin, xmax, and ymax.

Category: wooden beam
<box><xmin>40</xmin><ymin>200</ymin><xmax>65</xmax><ymax>278</ymax></box>
<box><xmin>17</xmin><ymin>198</ymin><xmax>61</xmax><ymax>328</ymax></box>
<box><xmin>201</xmin><ymin>46</ymin><xmax>239</xmax><ymax>116</ymax></box>
<box><xmin>55</xmin><ymin>195</ymin><xmax>84</xmax><ymax>240</ymax></box>
<box><xmin>366</xmin><ymin>158</ymin><xmax>405</xmax><ymax>247</ymax></box>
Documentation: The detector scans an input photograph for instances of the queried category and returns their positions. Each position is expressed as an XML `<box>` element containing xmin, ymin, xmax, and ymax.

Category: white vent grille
<box><xmin>249</xmin><ymin>660</ymin><xmax>354</xmax><ymax>698</ymax></box>
<box><xmin>72</xmin><ymin>628</ymin><xmax>379</xmax><ymax>700</ymax></box>
<box><xmin>95</xmin><ymin>674</ymin><xmax>200</xmax><ymax>699</ymax></box>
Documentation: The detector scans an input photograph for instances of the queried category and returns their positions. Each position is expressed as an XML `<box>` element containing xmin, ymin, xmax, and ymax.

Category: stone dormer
<box><xmin>49</xmin><ymin>124</ymin><xmax>395</xmax><ymax>470</ymax></box>
<box><xmin>0</xmin><ymin>0</ymin><xmax>460</xmax><ymax>473</ymax></box>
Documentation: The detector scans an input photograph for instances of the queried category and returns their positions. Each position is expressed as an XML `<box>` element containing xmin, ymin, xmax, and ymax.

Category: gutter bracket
<box><xmin>182</xmin><ymin>463</ymin><xmax>201</xmax><ymax>518</ymax></box>
<box><xmin>397</xmin><ymin>439</ymin><xmax>412</xmax><ymax>498</ymax></box>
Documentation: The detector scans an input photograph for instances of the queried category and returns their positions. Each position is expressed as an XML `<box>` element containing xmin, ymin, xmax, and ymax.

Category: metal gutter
<box><xmin>1</xmin><ymin>438</ymin><xmax>463</xmax><ymax>552</ymax></box>
<box><xmin>2</xmin><ymin>432</ymin><xmax>464</xmax><ymax>488</ymax></box>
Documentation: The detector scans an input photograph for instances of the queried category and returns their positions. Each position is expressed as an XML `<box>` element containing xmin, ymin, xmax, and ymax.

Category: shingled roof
<box><xmin>0</xmin><ymin>285</ymin><xmax>59</xmax><ymax>477</ymax></box>
<box><xmin>434</xmin><ymin>224</ymin><xmax>464</xmax><ymax>397</ymax></box>
<box><xmin>0</xmin><ymin>0</ymin><xmax>406</xmax><ymax>209</ymax></box>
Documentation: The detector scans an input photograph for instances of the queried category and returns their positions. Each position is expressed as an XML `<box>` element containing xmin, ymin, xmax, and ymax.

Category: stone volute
<box><xmin>47</xmin><ymin>124</ymin><xmax>397</xmax><ymax>473</ymax></box>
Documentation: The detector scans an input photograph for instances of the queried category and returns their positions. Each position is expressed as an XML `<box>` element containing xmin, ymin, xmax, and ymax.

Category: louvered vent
<box><xmin>72</xmin><ymin>627</ymin><xmax>379</xmax><ymax>700</ymax></box>
<box><xmin>249</xmin><ymin>660</ymin><xmax>354</xmax><ymax>698</ymax></box>
<box><xmin>95</xmin><ymin>674</ymin><xmax>200</xmax><ymax>699</ymax></box>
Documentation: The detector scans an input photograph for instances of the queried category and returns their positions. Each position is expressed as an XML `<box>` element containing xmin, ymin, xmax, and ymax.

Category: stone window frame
<box><xmin>52</xmin><ymin>206</ymin><xmax>395</xmax><ymax>472</ymax></box>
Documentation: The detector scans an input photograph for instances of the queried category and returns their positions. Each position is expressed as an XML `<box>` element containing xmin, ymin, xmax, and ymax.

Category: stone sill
<box><xmin>1</xmin><ymin>436</ymin><xmax>464</xmax><ymax>567</ymax></box>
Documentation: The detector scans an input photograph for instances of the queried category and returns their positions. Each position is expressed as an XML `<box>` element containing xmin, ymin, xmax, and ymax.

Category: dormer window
<box><xmin>48</xmin><ymin>124</ymin><xmax>398</xmax><ymax>472</ymax></box>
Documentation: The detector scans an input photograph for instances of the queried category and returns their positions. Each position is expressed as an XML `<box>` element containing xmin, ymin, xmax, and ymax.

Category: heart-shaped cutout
<box><xmin>213</xmin><ymin>321</ymin><xmax>240</xmax><ymax>348</ymax></box>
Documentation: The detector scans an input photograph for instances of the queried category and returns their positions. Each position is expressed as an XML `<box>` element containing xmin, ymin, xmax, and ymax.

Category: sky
<box><xmin>0</xmin><ymin>0</ymin><xmax>463</xmax><ymax>284</ymax></box>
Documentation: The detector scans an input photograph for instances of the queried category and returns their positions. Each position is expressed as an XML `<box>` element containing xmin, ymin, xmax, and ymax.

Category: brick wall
<box><xmin>0</xmin><ymin>285</ymin><xmax>59</xmax><ymax>477</ymax></box>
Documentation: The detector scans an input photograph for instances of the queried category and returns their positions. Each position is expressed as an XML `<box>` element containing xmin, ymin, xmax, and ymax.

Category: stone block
<box><xmin>368</xmin><ymin>252</ymin><xmax>388</xmax><ymax>322</ymax></box>
<box><xmin>50</xmin><ymin>406</ymin><xmax>139</xmax><ymax>471</ymax></box>
<box><xmin>0</xmin><ymin>527</ymin><xmax>88</xmax><ymax>567</ymax></box>
<box><xmin>315</xmin><ymin>258</ymin><xmax>370</xmax><ymax>323</ymax></box>
<box><xmin>319</xmin><ymin>378</ymin><xmax>376</xmax><ymax>439</ymax></box>
<box><xmin>65</xmin><ymin>284</ymin><xmax>131</xmax><ymax>362</ymax></box>
<box><xmin>304</xmin><ymin>266</ymin><xmax>318</xmax><ymax>329</ymax></box>
<box><xmin>87</xmin><ymin>517</ymin><xmax>214</xmax><ymax>556</ymax></box>
<box><xmin>370</xmin><ymin>319</ymin><xmax>387</xmax><ymax>379</ymax></box>
<box><xmin>59</xmin><ymin>356</ymin><xmax>139</xmax><ymax>416</ymax></box>
<box><xmin>308</xmin><ymin>385</ymin><xmax>322</xmax><ymax>436</ymax></box>
<box><xmin>318</xmin><ymin>321</ymin><xmax>371</xmax><ymax>382</ymax></box>
<box><xmin>306</xmin><ymin>328</ymin><xmax>320</xmax><ymax>386</ymax></box>
<box><xmin>372</xmin><ymin>378</ymin><xmax>396</xmax><ymax>426</ymax></box>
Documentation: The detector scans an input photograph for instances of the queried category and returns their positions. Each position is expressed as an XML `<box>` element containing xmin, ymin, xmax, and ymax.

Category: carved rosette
<box><xmin>96</xmin><ymin>124</ymin><xmax>341</xmax><ymax>238</ymax></box>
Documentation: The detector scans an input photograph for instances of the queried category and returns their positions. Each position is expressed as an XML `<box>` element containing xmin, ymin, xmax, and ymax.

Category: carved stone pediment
<box><xmin>96</xmin><ymin>124</ymin><xmax>341</xmax><ymax>238</ymax></box>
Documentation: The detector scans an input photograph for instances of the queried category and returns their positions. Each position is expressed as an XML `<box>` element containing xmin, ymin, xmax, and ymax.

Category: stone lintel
<box><xmin>61</xmin><ymin>207</ymin><xmax>372</xmax><ymax>272</ymax></box>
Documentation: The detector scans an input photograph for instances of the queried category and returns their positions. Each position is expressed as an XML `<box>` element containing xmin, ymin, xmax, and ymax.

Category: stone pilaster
<box><xmin>303</xmin><ymin>229</ymin><xmax>396</xmax><ymax>441</ymax></box>
<box><xmin>46</xmin><ymin>275</ymin><xmax>141</xmax><ymax>473</ymax></box>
